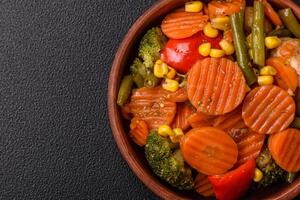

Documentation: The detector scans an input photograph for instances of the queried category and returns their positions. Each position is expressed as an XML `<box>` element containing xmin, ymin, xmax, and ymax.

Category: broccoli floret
<box><xmin>145</xmin><ymin>130</ymin><xmax>194</xmax><ymax>190</ymax></box>
<box><xmin>253</xmin><ymin>146</ymin><xmax>286</xmax><ymax>189</ymax></box>
<box><xmin>138</xmin><ymin>27</ymin><xmax>167</xmax><ymax>69</ymax></box>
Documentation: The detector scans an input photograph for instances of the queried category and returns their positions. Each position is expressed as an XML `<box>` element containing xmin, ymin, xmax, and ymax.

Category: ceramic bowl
<box><xmin>108</xmin><ymin>0</ymin><xmax>300</xmax><ymax>199</ymax></box>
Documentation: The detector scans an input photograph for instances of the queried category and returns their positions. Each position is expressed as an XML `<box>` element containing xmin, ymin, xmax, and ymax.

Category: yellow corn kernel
<box><xmin>210</xmin><ymin>49</ymin><xmax>225</xmax><ymax>58</ymax></box>
<box><xmin>185</xmin><ymin>1</ymin><xmax>203</xmax><ymax>13</ymax></box>
<box><xmin>166</xmin><ymin>68</ymin><xmax>177</xmax><ymax>79</ymax></box>
<box><xmin>260</xmin><ymin>66</ymin><xmax>277</xmax><ymax>76</ymax></box>
<box><xmin>170</xmin><ymin>128</ymin><xmax>184</xmax><ymax>143</ymax></box>
<box><xmin>253</xmin><ymin>168</ymin><xmax>263</xmax><ymax>182</ymax></box>
<box><xmin>198</xmin><ymin>42</ymin><xmax>212</xmax><ymax>57</ymax></box>
<box><xmin>219</xmin><ymin>39</ymin><xmax>235</xmax><ymax>55</ymax></box>
<box><xmin>204</xmin><ymin>23</ymin><xmax>219</xmax><ymax>38</ymax></box>
<box><xmin>211</xmin><ymin>17</ymin><xmax>230</xmax><ymax>31</ymax></box>
<box><xmin>154</xmin><ymin>60</ymin><xmax>169</xmax><ymax>78</ymax></box>
<box><xmin>163</xmin><ymin>79</ymin><xmax>179</xmax><ymax>92</ymax></box>
<box><xmin>258</xmin><ymin>76</ymin><xmax>274</xmax><ymax>86</ymax></box>
<box><xmin>158</xmin><ymin>125</ymin><xmax>174</xmax><ymax>137</ymax></box>
<box><xmin>265</xmin><ymin>36</ymin><xmax>281</xmax><ymax>49</ymax></box>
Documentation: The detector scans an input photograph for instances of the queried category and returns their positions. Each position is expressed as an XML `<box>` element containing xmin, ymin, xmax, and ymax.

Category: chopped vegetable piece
<box><xmin>198</xmin><ymin>42</ymin><xmax>212</xmax><ymax>57</ymax></box>
<box><xmin>117</xmin><ymin>75</ymin><xmax>134</xmax><ymax>106</ymax></box>
<box><xmin>252</xmin><ymin>1</ymin><xmax>265</xmax><ymax>67</ymax></box>
<box><xmin>154</xmin><ymin>60</ymin><xmax>169</xmax><ymax>78</ymax></box>
<box><xmin>145</xmin><ymin>130</ymin><xmax>194</xmax><ymax>190</ymax></box>
<box><xmin>163</xmin><ymin>79</ymin><xmax>179</xmax><ymax>92</ymax></box>
<box><xmin>253</xmin><ymin>168</ymin><xmax>264</xmax><ymax>182</ymax></box>
<box><xmin>158</xmin><ymin>124</ymin><xmax>174</xmax><ymax>137</ymax></box>
<box><xmin>211</xmin><ymin>16</ymin><xmax>230</xmax><ymax>31</ymax></box>
<box><xmin>259</xmin><ymin>0</ymin><xmax>282</xmax><ymax>26</ymax></box>
<box><xmin>209</xmin><ymin>160</ymin><xmax>256</xmax><ymax>200</ymax></box>
<box><xmin>230</xmin><ymin>12</ymin><xmax>257</xmax><ymax>85</ymax></box>
<box><xmin>129</xmin><ymin>118</ymin><xmax>149</xmax><ymax>146</ymax></box>
<box><xmin>266</xmin><ymin>57</ymin><xmax>298</xmax><ymax>92</ymax></box>
<box><xmin>209</xmin><ymin>49</ymin><xmax>225</xmax><ymax>58</ymax></box>
<box><xmin>187</xmin><ymin>112</ymin><xmax>215</xmax><ymax>128</ymax></box>
<box><xmin>242</xmin><ymin>85</ymin><xmax>295</xmax><ymax>134</ymax></box>
<box><xmin>244</xmin><ymin>7</ymin><xmax>273</xmax><ymax>34</ymax></box>
<box><xmin>279</xmin><ymin>8</ymin><xmax>300</xmax><ymax>39</ymax></box>
<box><xmin>257</xmin><ymin>75</ymin><xmax>274</xmax><ymax>86</ymax></box>
<box><xmin>208</xmin><ymin>0</ymin><xmax>245</xmax><ymax>19</ymax></box>
<box><xmin>172</xmin><ymin>103</ymin><xmax>195</xmax><ymax>131</ymax></box>
<box><xmin>268</xmin><ymin>128</ymin><xmax>300</xmax><ymax>172</ymax></box>
<box><xmin>260</xmin><ymin>66</ymin><xmax>277</xmax><ymax>76</ymax></box>
<box><xmin>161</xmin><ymin>9</ymin><xmax>209</xmax><ymax>39</ymax></box>
<box><xmin>269</xmin><ymin>0</ymin><xmax>300</xmax><ymax>20</ymax></box>
<box><xmin>253</xmin><ymin>146</ymin><xmax>286</xmax><ymax>189</ymax></box>
<box><xmin>129</xmin><ymin>87</ymin><xmax>177</xmax><ymax>129</ymax></box>
<box><xmin>268</xmin><ymin>28</ymin><xmax>292</xmax><ymax>37</ymax></box>
<box><xmin>204</xmin><ymin>22</ymin><xmax>219</xmax><ymax>38</ymax></box>
<box><xmin>180</xmin><ymin>127</ymin><xmax>238</xmax><ymax>175</ymax></box>
<box><xmin>219</xmin><ymin>39</ymin><xmax>235</xmax><ymax>55</ymax></box>
<box><xmin>185</xmin><ymin>1</ymin><xmax>203</xmax><ymax>13</ymax></box>
<box><xmin>265</xmin><ymin>36</ymin><xmax>281</xmax><ymax>49</ymax></box>
<box><xmin>161</xmin><ymin>32</ymin><xmax>222</xmax><ymax>74</ymax></box>
<box><xmin>194</xmin><ymin>173</ymin><xmax>215</xmax><ymax>197</ymax></box>
<box><xmin>187</xmin><ymin>57</ymin><xmax>247</xmax><ymax>115</ymax></box>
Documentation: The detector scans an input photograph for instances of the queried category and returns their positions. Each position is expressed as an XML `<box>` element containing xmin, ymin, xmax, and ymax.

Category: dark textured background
<box><xmin>0</xmin><ymin>0</ymin><xmax>159</xmax><ymax>199</ymax></box>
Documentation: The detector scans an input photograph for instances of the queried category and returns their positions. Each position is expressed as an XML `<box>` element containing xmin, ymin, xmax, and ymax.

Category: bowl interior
<box><xmin>108</xmin><ymin>0</ymin><xmax>300</xmax><ymax>199</ymax></box>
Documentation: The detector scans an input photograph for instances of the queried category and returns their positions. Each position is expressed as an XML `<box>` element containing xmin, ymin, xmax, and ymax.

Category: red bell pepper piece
<box><xmin>208</xmin><ymin>159</ymin><xmax>256</xmax><ymax>200</ymax></box>
<box><xmin>160</xmin><ymin>32</ymin><xmax>222</xmax><ymax>74</ymax></box>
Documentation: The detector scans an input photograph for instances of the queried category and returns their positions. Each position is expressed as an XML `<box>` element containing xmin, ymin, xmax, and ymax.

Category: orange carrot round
<box><xmin>165</xmin><ymin>87</ymin><xmax>188</xmax><ymax>103</ymax></box>
<box><xmin>161</xmin><ymin>9</ymin><xmax>209</xmax><ymax>39</ymax></box>
<box><xmin>266</xmin><ymin>57</ymin><xmax>298</xmax><ymax>92</ymax></box>
<box><xmin>233</xmin><ymin>130</ymin><xmax>266</xmax><ymax>166</ymax></box>
<box><xmin>187</xmin><ymin>112</ymin><xmax>215</xmax><ymax>128</ymax></box>
<box><xmin>187</xmin><ymin>57</ymin><xmax>247</xmax><ymax>115</ymax></box>
<box><xmin>208</xmin><ymin>0</ymin><xmax>245</xmax><ymax>19</ymax></box>
<box><xmin>172</xmin><ymin>103</ymin><xmax>195</xmax><ymax>131</ymax></box>
<box><xmin>194</xmin><ymin>173</ymin><xmax>215</xmax><ymax>197</ymax></box>
<box><xmin>180</xmin><ymin>127</ymin><xmax>238</xmax><ymax>175</ymax></box>
<box><xmin>129</xmin><ymin>118</ymin><xmax>149</xmax><ymax>146</ymax></box>
<box><xmin>268</xmin><ymin>128</ymin><xmax>300</xmax><ymax>172</ymax></box>
<box><xmin>242</xmin><ymin>85</ymin><xmax>295</xmax><ymax>134</ymax></box>
<box><xmin>129</xmin><ymin>87</ymin><xmax>177</xmax><ymax>129</ymax></box>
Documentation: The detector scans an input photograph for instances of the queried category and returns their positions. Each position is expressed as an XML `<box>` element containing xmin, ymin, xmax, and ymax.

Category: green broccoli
<box><xmin>138</xmin><ymin>27</ymin><xmax>167</xmax><ymax>69</ymax></box>
<box><xmin>253</xmin><ymin>146</ymin><xmax>286</xmax><ymax>189</ymax></box>
<box><xmin>145</xmin><ymin>130</ymin><xmax>194</xmax><ymax>190</ymax></box>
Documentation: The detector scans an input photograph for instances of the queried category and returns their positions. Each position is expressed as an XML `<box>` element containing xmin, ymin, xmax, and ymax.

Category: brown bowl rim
<box><xmin>107</xmin><ymin>0</ymin><xmax>300</xmax><ymax>199</ymax></box>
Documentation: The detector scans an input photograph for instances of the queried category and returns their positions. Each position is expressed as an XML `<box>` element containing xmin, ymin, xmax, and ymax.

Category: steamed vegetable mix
<box><xmin>116</xmin><ymin>1</ymin><xmax>300</xmax><ymax>199</ymax></box>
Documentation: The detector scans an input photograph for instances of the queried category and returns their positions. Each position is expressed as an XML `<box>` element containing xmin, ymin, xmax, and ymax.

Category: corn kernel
<box><xmin>185</xmin><ymin>1</ymin><xmax>203</xmax><ymax>13</ymax></box>
<box><xmin>163</xmin><ymin>79</ymin><xmax>179</xmax><ymax>92</ymax></box>
<box><xmin>258</xmin><ymin>76</ymin><xmax>274</xmax><ymax>86</ymax></box>
<box><xmin>170</xmin><ymin>128</ymin><xmax>184</xmax><ymax>143</ymax></box>
<box><xmin>260</xmin><ymin>66</ymin><xmax>277</xmax><ymax>76</ymax></box>
<box><xmin>204</xmin><ymin>23</ymin><xmax>219</xmax><ymax>38</ymax></box>
<box><xmin>166</xmin><ymin>68</ymin><xmax>177</xmax><ymax>79</ymax></box>
<box><xmin>253</xmin><ymin>168</ymin><xmax>263</xmax><ymax>182</ymax></box>
<box><xmin>211</xmin><ymin>17</ymin><xmax>230</xmax><ymax>30</ymax></box>
<box><xmin>219</xmin><ymin>39</ymin><xmax>235</xmax><ymax>55</ymax></box>
<box><xmin>198</xmin><ymin>42</ymin><xmax>211</xmax><ymax>57</ymax></box>
<box><xmin>158</xmin><ymin>125</ymin><xmax>174</xmax><ymax>137</ymax></box>
<box><xmin>154</xmin><ymin>60</ymin><xmax>169</xmax><ymax>78</ymax></box>
<box><xmin>265</xmin><ymin>36</ymin><xmax>281</xmax><ymax>49</ymax></box>
<box><xmin>210</xmin><ymin>49</ymin><xmax>225</xmax><ymax>58</ymax></box>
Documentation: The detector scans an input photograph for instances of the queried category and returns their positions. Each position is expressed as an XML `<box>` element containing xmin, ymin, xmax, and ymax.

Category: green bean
<box><xmin>279</xmin><ymin>8</ymin><xmax>300</xmax><ymax>39</ymax></box>
<box><xmin>268</xmin><ymin>28</ymin><xmax>293</xmax><ymax>37</ymax></box>
<box><xmin>291</xmin><ymin>117</ymin><xmax>300</xmax><ymax>129</ymax></box>
<box><xmin>286</xmin><ymin>172</ymin><xmax>297</xmax><ymax>183</ymax></box>
<box><xmin>238</xmin><ymin>9</ymin><xmax>245</xmax><ymax>29</ymax></box>
<box><xmin>230</xmin><ymin>12</ymin><xmax>257</xmax><ymax>85</ymax></box>
<box><xmin>252</xmin><ymin>1</ymin><xmax>265</xmax><ymax>68</ymax></box>
<box><xmin>117</xmin><ymin>75</ymin><xmax>133</xmax><ymax>106</ymax></box>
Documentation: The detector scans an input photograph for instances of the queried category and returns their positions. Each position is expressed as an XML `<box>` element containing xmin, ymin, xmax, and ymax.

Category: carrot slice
<box><xmin>242</xmin><ymin>85</ymin><xmax>295</xmax><ymax>134</ymax></box>
<box><xmin>213</xmin><ymin>106</ymin><xmax>247</xmax><ymax>133</ymax></box>
<box><xmin>266</xmin><ymin>57</ymin><xmax>298</xmax><ymax>92</ymax></box>
<box><xmin>259</xmin><ymin>0</ymin><xmax>282</xmax><ymax>26</ymax></box>
<box><xmin>208</xmin><ymin>0</ymin><xmax>245</xmax><ymax>19</ymax></box>
<box><xmin>172</xmin><ymin>103</ymin><xmax>195</xmax><ymax>131</ymax></box>
<box><xmin>187</xmin><ymin>112</ymin><xmax>215</xmax><ymax>128</ymax></box>
<box><xmin>129</xmin><ymin>118</ymin><xmax>149</xmax><ymax>146</ymax></box>
<box><xmin>268</xmin><ymin>128</ymin><xmax>300</xmax><ymax>172</ymax></box>
<box><xmin>232</xmin><ymin>130</ymin><xmax>266</xmax><ymax>166</ymax></box>
<box><xmin>161</xmin><ymin>9</ymin><xmax>209</xmax><ymax>39</ymax></box>
<box><xmin>166</xmin><ymin>87</ymin><xmax>188</xmax><ymax>103</ymax></box>
<box><xmin>187</xmin><ymin>57</ymin><xmax>247</xmax><ymax>115</ymax></box>
<box><xmin>180</xmin><ymin>127</ymin><xmax>238</xmax><ymax>175</ymax></box>
<box><xmin>194</xmin><ymin>173</ymin><xmax>215</xmax><ymax>197</ymax></box>
<box><xmin>129</xmin><ymin>87</ymin><xmax>177</xmax><ymax>129</ymax></box>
